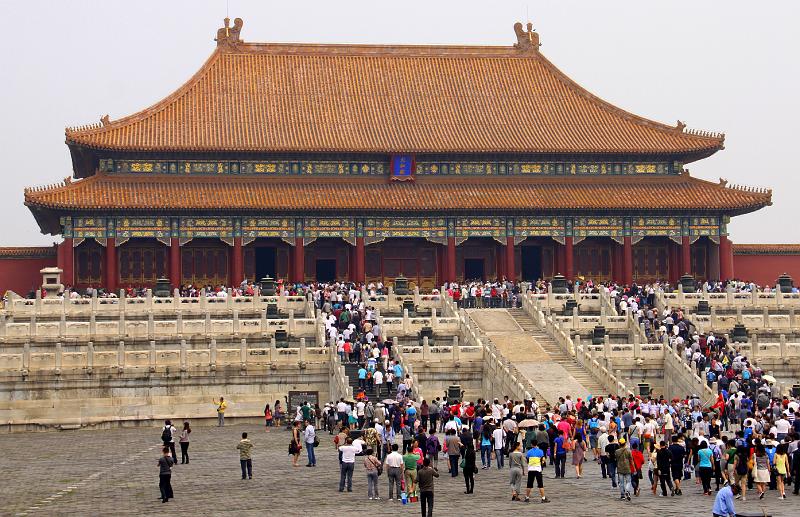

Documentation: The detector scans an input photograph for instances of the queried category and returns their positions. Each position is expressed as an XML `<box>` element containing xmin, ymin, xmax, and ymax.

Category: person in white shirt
<box><xmin>338</xmin><ymin>438</ymin><xmax>359</xmax><ymax>492</ymax></box>
<box><xmin>492</xmin><ymin>426</ymin><xmax>506</xmax><ymax>469</ymax></box>
<box><xmin>304</xmin><ymin>422</ymin><xmax>317</xmax><ymax>467</ymax></box>
<box><xmin>384</xmin><ymin>444</ymin><xmax>404</xmax><ymax>500</ymax></box>
<box><xmin>373</xmin><ymin>370</ymin><xmax>384</xmax><ymax>396</ymax></box>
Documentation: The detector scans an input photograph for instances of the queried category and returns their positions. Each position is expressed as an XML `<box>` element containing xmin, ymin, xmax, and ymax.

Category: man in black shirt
<box><xmin>668</xmin><ymin>436</ymin><xmax>686</xmax><ymax>495</ymax></box>
<box><xmin>656</xmin><ymin>440</ymin><xmax>675</xmax><ymax>496</ymax></box>
<box><xmin>604</xmin><ymin>435</ymin><xmax>619</xmax><ymax>488</ymax></box>
<box><xmin>158</xmin><ymin>446</ymin><xmax>174</xmax><ymax>503</ymax></box>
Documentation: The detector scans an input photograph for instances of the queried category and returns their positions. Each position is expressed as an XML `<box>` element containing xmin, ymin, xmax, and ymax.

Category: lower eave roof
<box><xmin>24</xmin><ymin>172</ymin><xmax>771</xmax><ymax>215</ymax></box>
<box><xmin>733</xmin><ymin>244</ymin><xmax>800</xmax><ymax>255</ymax></box>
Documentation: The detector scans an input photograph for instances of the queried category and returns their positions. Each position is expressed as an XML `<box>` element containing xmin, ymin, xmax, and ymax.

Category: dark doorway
<box><xmin>255</xmin><ymin>247</ymin><xmax>277</xmax><ymax>281</ymax></box>
<box><xmin>463</xmin><ymin>258</ymin><xmax>485</xmax><ymax>281</ymax></box>
<box><xmin>316</xmin><ymin>259</ymin><xmax>337</xmax><ymax>283</ymax></box>
<box><xmin>521</xmin><ymin>246</ymin><xmax>542</xmax><ymax>281</ymax></box>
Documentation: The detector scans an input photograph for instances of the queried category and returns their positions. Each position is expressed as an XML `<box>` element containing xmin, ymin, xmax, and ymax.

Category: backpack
<box><xmin>161</xmin><ymin>426</ymin><xmax>172</xmax><ymax>444</ymax></box>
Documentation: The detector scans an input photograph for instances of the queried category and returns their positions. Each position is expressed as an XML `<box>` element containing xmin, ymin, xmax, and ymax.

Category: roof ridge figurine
<box><xmin>513</xmin><ymin>21</ymin><xmax>540</xmax><ymax>51</ymax></box>
<box><xmin>216</xmin><ymin>17</ymin><xmax>243</xmax><ymax>48</ymax></box>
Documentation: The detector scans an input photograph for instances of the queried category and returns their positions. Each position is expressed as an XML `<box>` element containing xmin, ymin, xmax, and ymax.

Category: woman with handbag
<box><xmin>753</xmin><ymin>444</ymin><xmax>771</xmax><ymax>499</ymax></box>
<box><xmin>363</xmin><ymin>448</ymin><xmax>382</xmax><ymax>500</ymax></box>
<box><xmin>289</xmin><ymin>421</ymin><xmax>303</xmax><ymax>467</ymax></box>
<box><xmin>462</xmin><ymin>441</ymin><xmax>478</xmax><ymax>494</ymax></box>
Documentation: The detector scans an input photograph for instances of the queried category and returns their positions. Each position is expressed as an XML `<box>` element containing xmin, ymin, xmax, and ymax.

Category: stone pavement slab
<box><xmin>0</xmin><ymin>424</ymin><xmax>794</xmax><ymax>516</ymax></box>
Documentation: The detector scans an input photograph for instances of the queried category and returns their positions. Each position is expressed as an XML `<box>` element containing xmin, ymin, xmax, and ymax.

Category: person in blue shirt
<box><xmin>393</xmin><ymin>363</ymin><xmax>403</xmax><ymax>379</ymax></box>
<box><xmin>697</xmin><ymin>442</ymin><xmax>714</xmax><ymax>495</ymax></box>
<box><xmin>553</xmin><ymin>434</ymin><xmax>567</xmax><ymax>478</ymax></box>
<box><xmin>357</xmin><ymin>366</ymin><xmax>367</xmax><ymax>390</ymax></box>
<box><xmin>712</xmin><ymin>484</ymin><xmax>739</xmax><ymax>516</ymax></box>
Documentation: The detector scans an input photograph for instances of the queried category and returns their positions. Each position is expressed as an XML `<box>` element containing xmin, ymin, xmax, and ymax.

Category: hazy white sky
<box><xmin>1</xmin><ymin>0</ymin><xmax>797</xmax><ymax>245</ymax></box>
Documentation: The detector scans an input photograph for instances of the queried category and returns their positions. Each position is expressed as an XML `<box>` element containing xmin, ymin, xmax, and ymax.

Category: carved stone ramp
<box><xmin>468</xmin><ymin>308</ymin><xmax>602</xmax><ymax>406</ymax></box>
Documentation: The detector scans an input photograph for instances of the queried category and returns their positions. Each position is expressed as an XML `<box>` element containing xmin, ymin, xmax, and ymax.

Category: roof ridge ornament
<box><xmin>215</xmin><ymin>17</ymin><xmax>243</xmax><ymax>49</ymax></box>
<box><xmin>513</xmin><ymin>22</ymin><xmax>540</xmax><ymax>51</ymax></box>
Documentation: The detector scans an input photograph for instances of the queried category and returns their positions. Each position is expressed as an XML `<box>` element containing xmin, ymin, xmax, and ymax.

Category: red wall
<box><xmin>733</xmin><ymin>254</ymin><xmax>800</xmax><ymax>287</ymax></box>
<box><xmin>0</xmin><ymin>256</ymin><xmax>57</xmax><ymax>296</ymax></box>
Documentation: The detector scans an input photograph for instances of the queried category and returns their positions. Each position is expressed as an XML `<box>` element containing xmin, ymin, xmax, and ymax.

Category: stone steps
<box><xmin>507</xmin><ymin>308</ymin><xmax>607</xmax><ymax>397</ymax></box>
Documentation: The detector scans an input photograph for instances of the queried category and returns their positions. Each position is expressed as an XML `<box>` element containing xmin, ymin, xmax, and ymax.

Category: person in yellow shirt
<box><xmin>214</xmin><ymin>397</ymin><xmax>227</xmax><ymax>426</ymax></box>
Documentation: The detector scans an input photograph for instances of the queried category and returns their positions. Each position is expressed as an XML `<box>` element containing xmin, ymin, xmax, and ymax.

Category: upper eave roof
<box><xmin>64</xmin><ymin>23</ymin><xmax>724</xmax><ymax>157</ymax></box>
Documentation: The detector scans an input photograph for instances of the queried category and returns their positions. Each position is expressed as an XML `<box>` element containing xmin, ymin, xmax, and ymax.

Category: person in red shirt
<box><xmin>630</xmin><ymin>440</ymin><xmax>646</xmax><ymax>496</ymax></box>
<box><xmin>465</xmin><ymin>403</ymin><xmax>476</xmax><ymax>428</ymax></box>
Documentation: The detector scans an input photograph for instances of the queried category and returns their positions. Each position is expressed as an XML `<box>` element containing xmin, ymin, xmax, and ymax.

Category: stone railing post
<box><xmin>200</xmin><ymin>289</ymin><xmax>207</xmax><ymax>309</ymax></box>
<box><xmin>149</xmin><ymin>340</ymin><xmax>156</xmax><ymax>372</ymax></box>
<box><xmin>299</xmin><ymin>337</ymin><xmax>307</xmax><ymax>363</ymax></box>
<box><xmin>59</xmin><ymin>312</ymin><xmax>67</xmax><ymax>339</ymax></box>
<box><xmin>431</xmin><ymin>307</ymin><xmax>438</xmax><ymax>328</ymax></box>
<box><xmin>603</xmin><ymin>334</ymin><xmax>610</xmax><ymax>359</ymax></box>
<box><xmin>422</xmin><ymin>336</ymin><xmax>430</xmax><ymax>361</ymax></box>
<box><xmin>89</xmin><ymin>310</ymin><xmax>96</xmax><ymax>339</ymax></box>
<box><xmin>86</xmin><ymin>341</ymin><xmax>94</xmax><ymax>373</ymax></box>
<box><xmin>776</xmin><ymin>284</ymin><xmax>784</xmax><ymax>306</ymax></box>
<box><xmin>90</xmin><ymin>288</ymin><xmax>98</xmax><ymax>312</ymax></box>
<box><xmin>779</xmin><ymin>334</ymin><xmax>787</xmax><ymax>357</ymax></box>
<box><xmin>29</xmin><ymin>312</ymin><xmax>37</xmax><ymax>339</ymax></box>
<box><xmin>288</xmin><ymin>309</ymin><xmax>296</xmax><ymax>334</ymax></box>
<box><xmin>269</xmin><ymin>336</ymin><xmax>277</xmax><ymax>362</ymax></box>
<box><xmin>414</xmin><ymin>286</ymin><xmax>421</xmax><ymax>306</ymax></box>
<box><xmin>205</xmin><ymin>312</ymin><xmax>212</xmax><ymax>336</ymax></box>
<box><xmin>232</xmin><ymin>309</ymin><xmax>240</xmax><ymax>335</ymax></box>
<box><xmin>117</xmin><ymin>305</ymin><xmax>126</xmax><ymax>339</ymax></box>
<box><xmin>402</xmin><ymin>309</ymin><xmax>410</xmax><ymax>335</ymax></box>
<box><xmin>574</xmin><ymin>334</ymin><xmax>583</xmax><ymax>366</ymax></box>
<box><xmin>633</xmin><ymin>331</ymin><xmax>641</xmax><ymax>360</ymax></box>
<box><xmin>762</xmin><ymin>306</ymin><xmax>769</xmax><ymax>329</ymax></box>
<box><xmin>34</xmin><ymin>289</ymin><xmax>41</xmax><ymax>316</ymax></box>
<box><xmin>726</xmin><ymin>283</ymin><xmax>735</xmax><ymax>305</ymax></box>
<box><xmin>209</xmin><ymin>338</ymin><xmax>217</xmax><ymax>371</ymax></box>
<box><xmin>572</xmin><ymin>307</ymin><xmax>579</xmax><ymax>329</ymax></box>
<box><xmin>226</xmin><ymin>288</ymin><xmax>233</xmax><ymax>309</ymax></box>
<box><xmin>790</xmin><ymin>307</ymin><xmax>796</xmax><ymax>328</ymax></box>
<box><xmin>55</xmin><ymin>341</ymin><xmax>63</xmax><ymax>375</ymax></box>
<box><xmin>240</xmin><ymin>338</ymin><xmax>248</xmax><ymax>369</ymax></box>
<box><xmin>751</xmin><ymin>288</ymin><xmax>757</xmax><ymax>306</ymax></box>
<box><xmin>176</xmin><ymin>310</ymin><xmax>183</xmax><ymax>336</ymax></box>
<box><xmin>451</xmin><ymin>335</ymin><xmax>460</xmax><ymax>361</ymax></box>
<box><xmin>145</xmin><ymin>288</ymin><xmax>153</xmax><ymax>310</ymax></box>
<box><xmin>118</xmin><ymin>340</ymin><xmax>125</xmax><ymax>371</ymax></box>
<box><xmin>22</xmin><ymin>341</ymin><xmax>30</xmax><ymax>373</ymax></box>
<box><xmin>180</xmin><ymin>339</ymin><xmax>187</xmax><ymax>372</ymax></box>
<box><xmin>147</xmin><ymin>310</ymin><xmax>155</xmax><ymax>339</ymax></box>
<box><xmin>735</xmin><ymin>306</ymin><xmax>742</xmax><ymax>324</ymax></box>
<box><xmin>751</xmin><ymin>333</ymin><xmax>759</xmax><ymax>360</ymax></box>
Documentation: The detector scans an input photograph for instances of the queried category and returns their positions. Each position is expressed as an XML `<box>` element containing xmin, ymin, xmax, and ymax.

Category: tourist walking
<box><xmin>524</xmin><ymin>443</ymin><xmax>550</xmax><ymax>503</ymax></box>
<box><xmin>338</xmin><ymin>437</ymin><xmax>359</xmax><ymax>492</ymax></box>
<box><xmin>214</xmin><ymin>396</ymin><xmax>227</xmax><ymax>426</ymax></box>
<box><xmin>445</xmin><ymin>429</ymin><xmax>462</xmax><ymax>477</ymax></box>
<box><xmin>615</xmin><ymin>438</ymin><xmax>634</xmax><ymax>501</ymax></box>
<box><xmin>264</xmin><ymin>403</ymin><xmax>273</xmax><ymax>431</ymax></box>
<box><xmin>304</xmin><ymin>419</ymin><xmax>317</xmax><ymax>467</ymax></box>
<box><xmin>509</xmin><ymin>441</ymin><xmax>525</xmax><ymax>501</ymax></box>
<box><xmin>403</xmin><ymin>445</ymin><xmax>421</xmax><ymax>496</ymax></box>
<box><xmin>290</xmin><ymin>421</ymin><xmax>303</xmax><ymax>467</ymax></box>
<box><xmin>417</xmin><ymin>457</ymin><xmax>439</xmax><ymax>517</ymax></box>
<box><xmin>179</xmin><ymin>421</ymin><xmax>191</xmax><ymax>464</ymax></box>
<box><xmin>384</xmin><ymin>443</ymin><xmax>404</xmax><ymax>500</ymax></box>
<box><xmin>463</xmin><ymin>441</ymin><xmax>477</xmax><ymax>494</ymax></box>
<box><xmin>572</xmin><ymin>432</ymin><xmax>587</xmax><ymax>478</ymax></box>
<box><xmin>157</xmin><ymin>446</ymin><xmax>174</xmax><ymax>503</ymax></box>
<box><xmin>363</xmin><ymin>448</ymin><xmax>381</xmax><ymax>500</ymax></box>
<box><xmin>161</xmin><ymin>420</ymin><xmax>177</xmax><ymax>464</ymax></box>
<box><xmin>774</xmin><ymin>443</ymin><xmax>790</xmax><ymax>499</ymax></box>
<box><xmin>236</xmin><ymin>432</ymin><xmax>254</xmax><ymax>480</ymax></box>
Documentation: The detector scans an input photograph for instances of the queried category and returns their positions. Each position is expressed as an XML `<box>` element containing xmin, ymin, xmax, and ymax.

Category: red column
<box><xmin>293</xmin><ymin>238</ymin><xmax>305</xmax><ymax>283</ymax></box>
<box><xmin>612</xmin><ymin>243</ymin><xmax>623</xmax><ymax>282</ymax></box>
<box><xmin>355</xmin><ymin>237</ymin><xmax>365</xmax><ymax>284</ymax></box>
<box><xmin>505</xmin><ymin>236</ymin><xmax>515</xmax><ymax>282</ymax></box>
<box><xmin>58</xmin><ymin>238</ymin><xmax>74</xmax><ymax>288</ymax></box>
<box><xmin>232</xmin><ymin>237</ymin><xmax>243</xmax><ymax>285</ymax></box>
<box><xmin>564</xmin><ymin>237</ymin><xmax>574</xmax><ymax>281</ymax></box>
<box><xmin>169</xmin><ymin>237</ymin><xmax>181</xmax><ymax>289</ymax></box>
<box><xmin>496</xmin><ymin>245</ymin><xmax>505</xmax><ymax>280</ymax></box>
<box><xmin>623</xmin><ymin>236</ymin><xmax>633</xmax><ymax>286</ymax></box>
<box><xmin>681</xmin><ymin>236</ymin><xmax>692</xmax><ymax>276</ymax></box>
<box><xmin>446</xmin><ymin>237</ymin><xmax>456</xmax><ymax>283</ymax></box>
<box><xmin>555</xmin><ymin>242</ymin><xmax>565</xmax><ymax>275</ymax></box>
<box><xmin>105</xmin><ymin>238</ymin><xmax>117</xmax><ymax>293</ymax></box>
<box><xmin>668</xmin><ymin>241</ymin><xmax>679</xmax><ymax>284</ymax></box>
<box><xmin>719</xmin><ymin>235</ymin><xmax>734</xmax><ymax>281</ymax></box>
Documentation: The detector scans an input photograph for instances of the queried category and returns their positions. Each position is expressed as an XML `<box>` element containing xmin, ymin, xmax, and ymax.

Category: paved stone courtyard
<box><xmin>1</xmin><ymin>424</ymin><xmax>794</xmax><ymax>516</ymax></box>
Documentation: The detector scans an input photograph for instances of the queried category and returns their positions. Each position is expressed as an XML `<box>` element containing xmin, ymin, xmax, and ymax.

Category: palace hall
<box><xmin>21</xmin><ymin>19</ymin><xmax>772</xmax><ymax>292</ymax></box>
